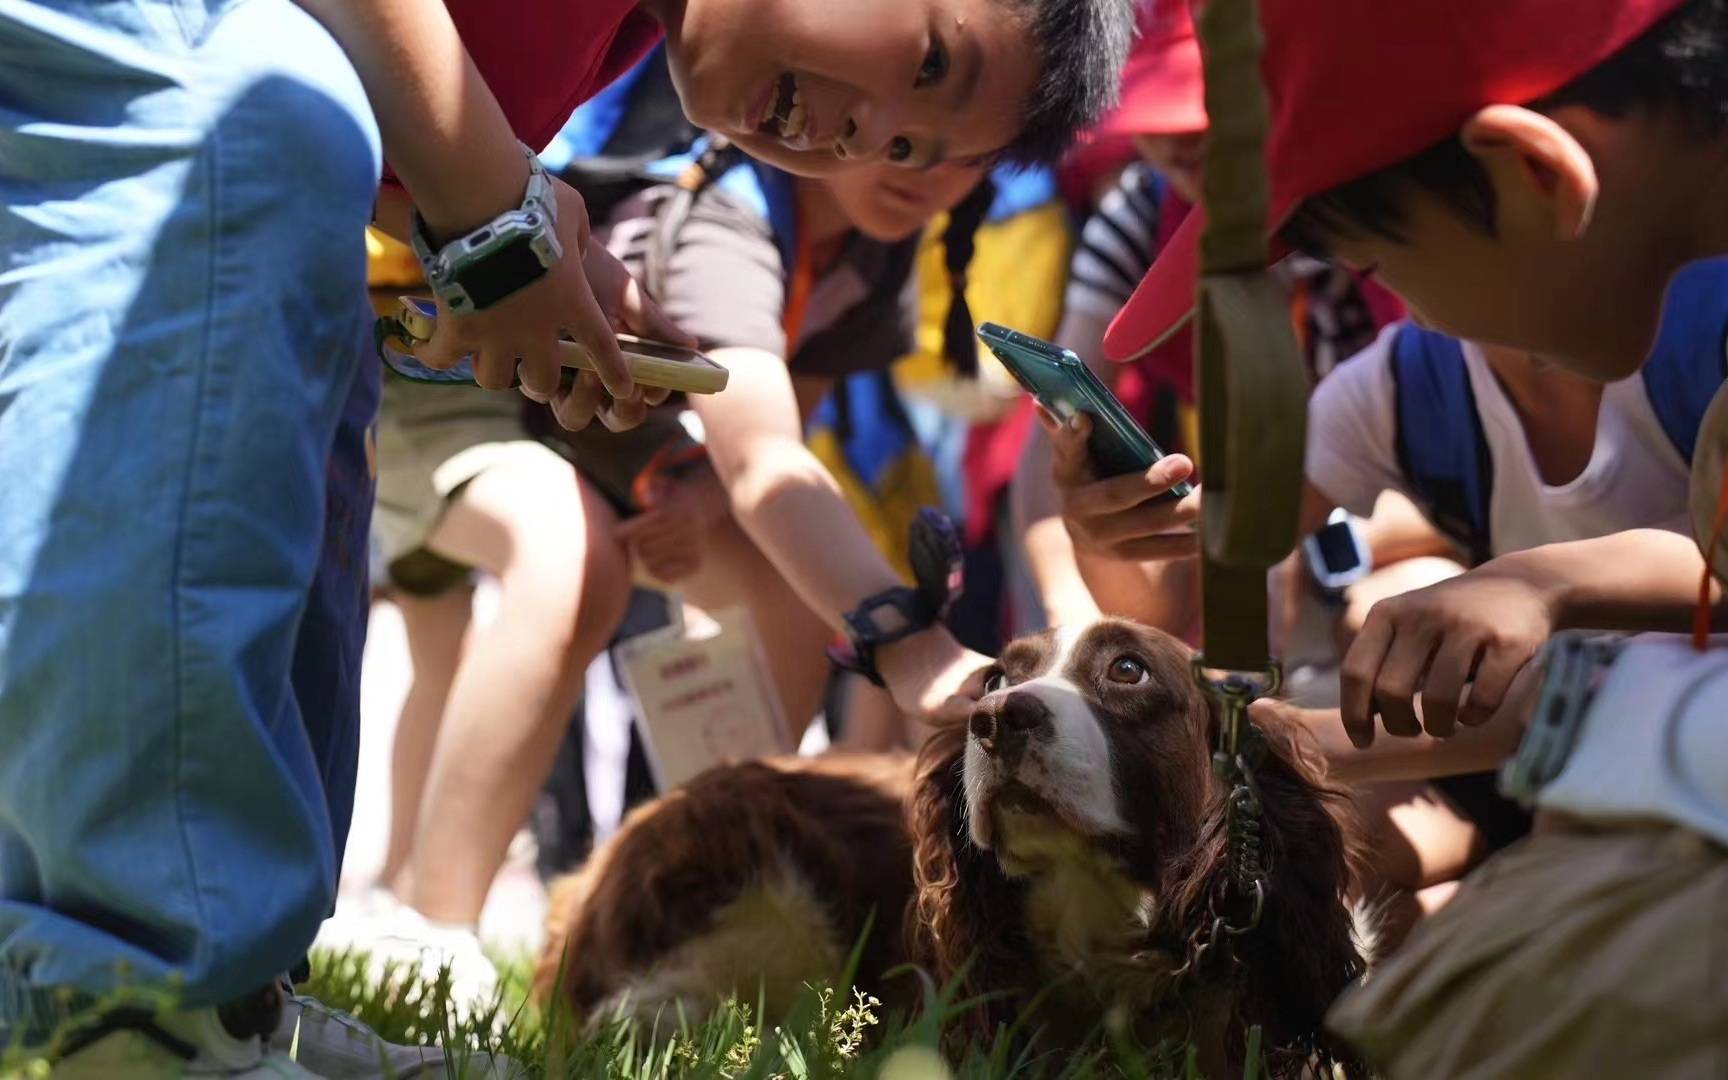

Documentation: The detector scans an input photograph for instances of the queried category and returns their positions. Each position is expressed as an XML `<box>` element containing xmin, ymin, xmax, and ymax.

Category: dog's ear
<box><xmin>905</xmin><ymin>718</ymin><xmax>1027</xmax><ymax>1038</ymax></box>
<box><xmin>1230</xmin><ymin>706</ymin><xmax>1368</xmax><ymax>1055</ymax></box>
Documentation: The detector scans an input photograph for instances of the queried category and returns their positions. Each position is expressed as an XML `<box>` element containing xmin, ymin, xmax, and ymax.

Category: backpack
<box><xmin>1390</xmin><ymin>258</ymin><xmax>1728</xmax><ymax>564</ymax></box>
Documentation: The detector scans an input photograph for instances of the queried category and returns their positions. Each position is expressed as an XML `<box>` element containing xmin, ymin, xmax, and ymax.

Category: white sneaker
<box><xmin>314</xmin><ymin>898</ymin><xmax>502</xmax><ymax>1022</ymax></box>
<box><xmin>271</xmin><ymin>993</ymin><xmax>522</xmax><ymax>1079</ymax></box>
<box><xmin>48</xmin><ymin>1005</ymin><xmax>318</xmax><ymax>1078</ymax></box>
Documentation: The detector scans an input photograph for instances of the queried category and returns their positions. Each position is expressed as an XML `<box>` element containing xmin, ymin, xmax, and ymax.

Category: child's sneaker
<box><xmin>314</xmin><ymin>896</ymin><xmax>502</xmax><ymax>1021</ymax></box>
<box><xmin>271</xmin><ymin>992</ymin><xmax>521</xmax><ymax>1078</ymax></box>
<box><xmin>47</xmin><ymin>993</ymin><xmax>317</xmax><ymax>1078</ymax></box>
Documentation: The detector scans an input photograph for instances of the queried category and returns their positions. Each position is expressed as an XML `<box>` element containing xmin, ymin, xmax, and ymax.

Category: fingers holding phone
<box><xmin>1045</xmin><ymin>409</ymin><xmax>1201</xmax><ymax>561</ymax></box>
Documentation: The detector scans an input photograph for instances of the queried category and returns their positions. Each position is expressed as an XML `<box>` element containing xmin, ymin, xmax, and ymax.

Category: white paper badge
<box><xmin>615</xmin><ymin>603</ymin><xmax>790</xmax><ymax>792</ymax></box>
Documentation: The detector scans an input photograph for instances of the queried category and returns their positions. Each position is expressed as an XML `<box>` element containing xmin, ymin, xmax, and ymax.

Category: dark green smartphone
<box><xmin>977</xmin><ymin>322</ymin><xmax>1192</xmax><ymax>499</ymax></box>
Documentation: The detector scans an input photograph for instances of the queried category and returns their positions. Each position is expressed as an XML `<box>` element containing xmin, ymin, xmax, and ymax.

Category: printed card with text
<box><xmin>616</xmin><ymin>604</ymin><xmax>790</xmax><ymax>791</ymax></box>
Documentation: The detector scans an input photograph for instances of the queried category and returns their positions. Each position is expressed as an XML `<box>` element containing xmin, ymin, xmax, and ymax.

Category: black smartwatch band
<box><xmin>829</xmin><ymin>509</ymin><xmax>965</xmax><ymax>687</ymax></box>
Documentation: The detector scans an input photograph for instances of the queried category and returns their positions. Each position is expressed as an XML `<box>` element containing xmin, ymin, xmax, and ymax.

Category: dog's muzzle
<box><xmin>969</xmin><ymin>691</ymin><xmax>1054</xmax><ymax>764</ymax></box>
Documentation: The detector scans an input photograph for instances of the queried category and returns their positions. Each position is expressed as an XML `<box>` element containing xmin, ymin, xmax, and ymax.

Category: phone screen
<box><xmin>617</xmin><ymin>336</ymin><xmax>723</xmax><ymax>370</ymax></box>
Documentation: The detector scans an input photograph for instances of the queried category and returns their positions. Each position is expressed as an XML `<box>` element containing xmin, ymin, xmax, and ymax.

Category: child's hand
<box><xmin>1340</xmin><ymin>564</ymin><xmax>1560</xmax><ymax>748</ymax></box>
<box><xmin>416</xmin><ymin>176</ymin><xmax>686</xmax><ymax>431</ymax></box>
<box><xmin>1044</xmin><ymin>407</ymin><xmax>1200</xmax><ymax>562</ymax></box>
<box><xmin>615</xmin><ymin>464</ymin><xmax>728</xmax><ymax>583</ymax></box>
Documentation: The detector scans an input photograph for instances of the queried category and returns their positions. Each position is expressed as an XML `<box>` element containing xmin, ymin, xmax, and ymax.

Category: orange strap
<box><xmin>781</xmin><ymin>213</ymin><xmax>816</xmax><ymax>347</ymax></box>
<box><xmin>631</xmin><ymin>443</ymin><xmax>709</xmax><ymax>512</ymax></box>
<box><xmin>1694</xmin><ymin>464</ymin><xmax>1728</xmax><ymax>650</ymax></box>
<box><xmin>634</xmin><ymin>205</ymin><xmax>814</xmax><ymax>514</ymax></box>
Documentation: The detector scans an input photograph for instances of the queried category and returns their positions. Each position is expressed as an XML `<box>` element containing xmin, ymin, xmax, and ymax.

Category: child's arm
<box><xmin>1253</xmin><ymin>671</ymin><xmax>1532</xmax><ymax>786</ymax></box>
<box><xmin>691</xmin><ymin>346</ymin><xmax>990</xmax><ymax>717</ymax></box>
<box><xmin>293</xmin><ymin>0</ymin><xmax>680</xmax><ymax>416</ymax></box>
<box><xmin>1340</xmin><ymin>528</ymin><xmax>1726</xmax><ymax>747</ymax></box>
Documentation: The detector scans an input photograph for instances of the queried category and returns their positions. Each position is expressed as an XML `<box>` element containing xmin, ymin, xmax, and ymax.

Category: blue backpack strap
<box><xmin>983</xmin><ymin>162</ymin><xmax>1057</xmax><ymax>223</ymax></box>
<box><xmin>1639</xmin><ymin>256</ymin><xmax>1728</xmax><ymax>463</ymax></box>
<box><xmin>1389</xmin><ymin>324</ymin><xmax>1495</xmax><ymax>565</ymax></box>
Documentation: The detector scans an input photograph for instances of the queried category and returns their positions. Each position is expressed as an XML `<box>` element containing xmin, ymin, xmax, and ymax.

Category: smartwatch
<box><xmin>829</xmin><ymin>509</ymin><xmax>965</xmax><ymax>687</ymax></box>
<box><xmin>410</xmin><ymin>143</ymin><xmax>562</xmax><ymax>313</ymax></box>
<box><xmin>1302</xmin><ymin>508</ymin><xmax>1372</xmax><ymax>599</ymax></box>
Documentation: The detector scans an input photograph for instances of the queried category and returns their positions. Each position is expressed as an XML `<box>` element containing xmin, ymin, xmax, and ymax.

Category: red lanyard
<box><xmin>1694</xmin><ymin>463</ymin><xmax>1728</xmax><ymax>650</ymax></box>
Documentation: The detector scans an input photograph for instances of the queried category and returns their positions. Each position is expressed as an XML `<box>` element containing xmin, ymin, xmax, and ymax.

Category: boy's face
<box><xmin>822</xmin><ymin>159</ymin><xmax>989</xmax><ymax>242</ymax></box>
<box><xmin>1134</xmin><ymin>132</ymin><xmax>1204</xmax><ymax>204</ymax></box>
<box><xmin>664</xmin><ymin>0</ymin><xmax>1039</xmax><ymax>176</ymax></box>
<box><xmin>1317</xmin><ymin>106</ymin><xmax>1715</xmax><ymax>383</ymax></box>
<box><xmin>1324</xmin><ymin>197</ymin><xmax>1671</xmax><ymax>383</ymax></box>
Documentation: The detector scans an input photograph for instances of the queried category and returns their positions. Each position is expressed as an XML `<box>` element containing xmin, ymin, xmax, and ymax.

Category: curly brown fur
<box><xmin>905</xmin><ymin>621</ymin><xmax>1367</xmax><ymax>1074</ymax></box>
<box><xmin>535</xmin><ymin>752</ymin><xmax>916</xmax><ymax>1024</ymax></box>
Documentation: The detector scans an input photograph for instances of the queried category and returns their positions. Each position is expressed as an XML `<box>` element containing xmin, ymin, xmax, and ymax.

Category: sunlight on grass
<box><xmin>1</xmin><ymin>947</ymin><xmax>1223</xmax><ymax>1079</ymax></box>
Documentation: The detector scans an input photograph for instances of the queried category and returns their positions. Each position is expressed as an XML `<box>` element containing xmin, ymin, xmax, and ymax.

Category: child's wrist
<box><xmin>1490</xmin><ymin>546</ymin><xmax>1578</xmax><ymax>628</ymax></box>
<box><xmin>409</xmin><ymin>149</ymin><xmax>535</xmax><ymax>248</ymax></box>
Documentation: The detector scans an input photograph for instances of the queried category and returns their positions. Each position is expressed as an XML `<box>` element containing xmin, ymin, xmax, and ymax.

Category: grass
<box><xmin>1</xmin><ymin>946</ymin><xmax>1234</xmax><ymax>1079</ymax></box>
<box><xmin>295</xmin><ymin>945</ymin><xmax>1216</xmax><ymax>1080</ymax></box>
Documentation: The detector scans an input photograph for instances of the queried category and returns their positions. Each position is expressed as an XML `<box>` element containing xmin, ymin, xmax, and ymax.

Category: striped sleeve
<box><xmin>1063</xmin><ymin>165</ymin><xmax>1162</xmax><ymax>323</ymax></box>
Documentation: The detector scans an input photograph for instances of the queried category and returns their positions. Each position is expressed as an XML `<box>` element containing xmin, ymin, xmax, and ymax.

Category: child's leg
<box><xmin>0</xmin><ymin>0</ymin><xmax>379</xmax><ymax>1034</ymax></box>
<box><xmin>379</xmin><ymin>584</ymin><xmax>475</xmax><ymax>892</ymax></box>
<box><xmin>833</xmin><ymin>674</ymin><xmax>913</xmax><ymax>751</ymax></box>
<box><xmin>1354</xmin><ymin>780</ymin><xmax>1485</xmax><ymax>950</ymax></box>
<box><xmin>672</xmin><ymin>515</ymin><xmax>834</xmax><ymax>743</ymax></box>
<box><xmin>401</xmin><ymin>458</ymin><xmax>631</xmax><ymax>925</ymax></box>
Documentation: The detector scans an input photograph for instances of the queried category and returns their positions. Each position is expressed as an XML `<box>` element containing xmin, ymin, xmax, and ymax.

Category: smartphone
<box><xmin>977</xmin><ymin>322</ymin><xmax>1192</xmax><ymax>497</ymax></box>
<box><xmin>381</xmin><ymin>296</ymin><xmax>729</xmax><ymax>395</ymax></box>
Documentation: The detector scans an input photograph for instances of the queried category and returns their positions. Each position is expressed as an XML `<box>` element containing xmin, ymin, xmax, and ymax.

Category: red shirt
<box><xmin>384</xmin><ymin>0</ymin><xmax>663</xmax><ymax>187</ymax></box>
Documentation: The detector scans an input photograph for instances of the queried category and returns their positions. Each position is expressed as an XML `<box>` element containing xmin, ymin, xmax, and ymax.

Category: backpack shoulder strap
<box><xmin>639</xmin><ymin>139</ymin><xmax>800</xmax><ymax>299</ymax></box>
<box><xmin>1639</xmin><ymin>257</ymin><xmax>1728</xmax><ymax>463</ymax></box>
<box><xmin>1389</xmin><ymin>324</ymin><xmax>1495</xmax><ymax>564</ymax></box>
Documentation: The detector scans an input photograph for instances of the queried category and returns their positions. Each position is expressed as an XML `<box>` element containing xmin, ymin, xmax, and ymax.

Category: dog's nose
<box><xmin>969</xmin><ymin>709</ymin><xmax>996</xmax><ymax>744</ymax></box>
<box><xmin>969</xmin><ymin>692</ymin><xmax>1051</xmax><ymax>757</ymax></box>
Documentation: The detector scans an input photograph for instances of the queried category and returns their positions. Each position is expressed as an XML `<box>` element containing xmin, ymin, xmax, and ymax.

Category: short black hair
<box><xmin>1280</xmin><ymin>0</ymin><xmax>1728</xmax><ymax>257</ymax></box>
<box><xmin>995</xmin><ymin>0</ymin><xmax>1135</xmax><ymax>166</ymax></box>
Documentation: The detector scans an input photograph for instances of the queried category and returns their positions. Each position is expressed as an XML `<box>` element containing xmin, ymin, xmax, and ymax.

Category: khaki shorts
<box><xmin>374</xmin><ymin>372</ymin><xmax>571</xmax><ymax>594</ymax></box>
<box><xmin>1330</xmin><ymin>823</ymin><xmax>1728</xmax><ymax>1079</ymax></box>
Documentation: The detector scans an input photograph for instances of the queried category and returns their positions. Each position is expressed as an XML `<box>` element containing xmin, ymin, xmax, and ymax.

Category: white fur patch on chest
<box><xmin>1003</xmin><ymin>821</ymin><xmax>1149</xmax><ymax>968</ymax></box>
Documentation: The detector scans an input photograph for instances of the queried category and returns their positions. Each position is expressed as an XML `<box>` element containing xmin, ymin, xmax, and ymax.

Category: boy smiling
<box><xmin>0</xmin><ymin>0</ymin><xmax>1131</xmax><ymax>1072</ymax></box>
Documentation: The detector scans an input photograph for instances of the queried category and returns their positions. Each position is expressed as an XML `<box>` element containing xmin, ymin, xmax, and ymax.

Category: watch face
<box><xmin>455</xmin><ymin>234</ymin><xmax>549</xmax><ymax>309</ymax></box>
<box><xmin>1311</xmin><ymin>521</ymin><xmax>1363</xmax><ymax>576</ymax></box>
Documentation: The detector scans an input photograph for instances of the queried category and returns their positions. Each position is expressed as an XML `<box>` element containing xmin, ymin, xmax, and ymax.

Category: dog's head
<box><xmin>962</xmin><ymin>620</ymin><xmax>1214</xmax><ymax>875</ymax></box>
<box><xmin>907</xmin><ymin>619</ymin><xmax>1363</xmax><ymax>1058</ymax></box>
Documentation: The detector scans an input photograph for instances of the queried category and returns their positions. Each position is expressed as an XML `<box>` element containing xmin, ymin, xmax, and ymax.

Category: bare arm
<box><xmin>1256</xmin><ymin>692</ymin><xmax>1527</xmax><ymax>787</ymax></box>
<box><xmin>293</xmin><ymin>0</ymin><xmax>678</xmax><ymax>424</ymax></box>
<box><xmin>1536</xmin><ymin>528</ymin><xmax>1725</xmax><ymax>632</ymax></box>
<box><xmin>1340</xmin><ymin>527</ymin><xmax>1725</xmax><ymax>747</ymax></box>
<box><xmin>293</xmin><ymin>0</ymin><xmax>528</xmax><ymax>240</ymax></box>
<box><xmin>692</xmin><ymin>347</ymin><xmax>988</xmax><ymax>713</ymax></box>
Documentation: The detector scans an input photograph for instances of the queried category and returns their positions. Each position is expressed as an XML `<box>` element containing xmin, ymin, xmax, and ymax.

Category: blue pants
<box><xmin>0</xmin><ymin>0</ymin><xmax>381</xmax><ymax>1036</ymax></box>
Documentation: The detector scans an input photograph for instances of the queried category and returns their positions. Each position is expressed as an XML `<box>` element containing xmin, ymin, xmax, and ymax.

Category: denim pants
<box><xmin>0</xmin><ymin>0</ymin><xmax>381</xmax><ymax>1036</ymax></box>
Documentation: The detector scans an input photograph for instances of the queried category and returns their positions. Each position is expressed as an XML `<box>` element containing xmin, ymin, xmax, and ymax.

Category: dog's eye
<box><xmin>1107</xmin><ymin>656</ymin><xmax>1149</xmax><ymax>685</ymax></box>
<box><xmin>983</xmin><ymin>670</ymin><xmax>1009</xmax><ymax>695</ymax></box>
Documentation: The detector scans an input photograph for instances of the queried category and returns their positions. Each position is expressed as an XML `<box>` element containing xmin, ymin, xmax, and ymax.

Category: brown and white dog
<box><xmin>536</xmin><ymin>620</ymin><xmax>1365</xmax><ymax>1073</ymax></box>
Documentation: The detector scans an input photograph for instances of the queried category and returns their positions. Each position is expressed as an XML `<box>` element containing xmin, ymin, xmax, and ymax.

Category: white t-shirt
<box><xmin>1307</xmin><ymin>323</ymin><xmax>1692</xmax><ymax>559</ymax></box>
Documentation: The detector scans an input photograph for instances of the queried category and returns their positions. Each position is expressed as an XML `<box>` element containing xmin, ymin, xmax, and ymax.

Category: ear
<box><xmin>905</xmin><ymin>718</ymin><xmax>1028</xmax><ymax>1038</ymax></box>
<box><xmin>1460</xmin><ymin>104</ymin><xmax>1598</xmax><ymax>241</ymax></box>
<box><xmin>1229</xmin><ymin>709</ymin><xmax>1368</xmax><ymax>1052</ymax></box>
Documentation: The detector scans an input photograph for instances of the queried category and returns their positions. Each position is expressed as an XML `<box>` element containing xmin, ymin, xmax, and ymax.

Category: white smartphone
<box><xmin>381</xmin><ymin>296</ymin><xmax>729</xmax><ymax>395</ymax></box>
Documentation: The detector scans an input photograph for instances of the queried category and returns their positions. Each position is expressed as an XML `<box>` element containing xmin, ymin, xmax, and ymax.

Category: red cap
<box><xmin>1095</xmin><ymin>0</ymin><xmax>1207</xmax><ymax>137</ymax></box>
<box><xmin>1103</xmin><ymin>0</ymin><xmax>1690</xmax><ymax>362</ymax></box>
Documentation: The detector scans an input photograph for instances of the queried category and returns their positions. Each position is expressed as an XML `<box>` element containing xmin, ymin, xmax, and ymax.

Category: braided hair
<box><xmin>938</xmin><ymin>178</ymin><xmax>996</xmax><ymax>377</ymax></box>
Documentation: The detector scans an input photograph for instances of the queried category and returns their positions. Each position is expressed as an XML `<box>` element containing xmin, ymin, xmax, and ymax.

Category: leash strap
<box><xmin>1189</xmin><ymin>0</ymin><xmax>1307</xmax><ymax>946</ymax></box>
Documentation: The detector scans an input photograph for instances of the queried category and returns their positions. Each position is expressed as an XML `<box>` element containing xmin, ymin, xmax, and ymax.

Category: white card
<box><xmin>615</xmin><ymin>604</ymin><xmax>790</xmax><ymax>792</ymax></box>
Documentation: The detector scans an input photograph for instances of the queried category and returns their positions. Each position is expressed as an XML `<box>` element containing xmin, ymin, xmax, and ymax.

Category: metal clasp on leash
<box><xmin>1192</xmin><ymin>657</ymin><xmax>1280</xmax><ymax>940</ymax></box>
